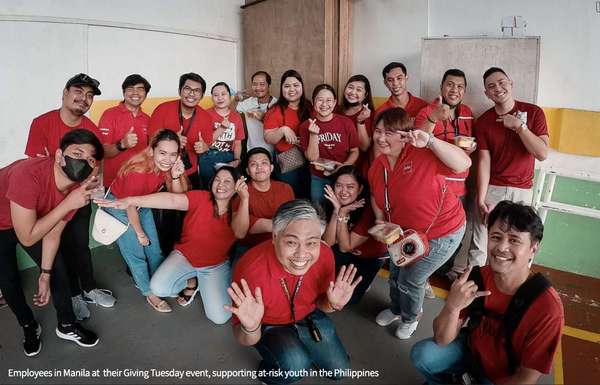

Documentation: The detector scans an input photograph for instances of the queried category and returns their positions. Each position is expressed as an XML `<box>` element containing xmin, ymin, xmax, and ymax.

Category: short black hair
<box><xmin>483</xmin><ymin>67</ymin><xmax>508</xmax><ymax>84</ymax></box>
<box><xmin>179</xmin><ymin>73</ymin><xmax>206</xmax><ymax>94</ymax></box>
<box><xmin>251</xmin><ymin>70</ymin><xmax>271</xmax><ymax>86</ymax></box>
<box><xmin>245</xmin><ymin>147</ymin><xmax>272</xmax><ymax>164</ymax></box>
<box><xmin>442</xmin><ymin>68</ymin><xmax>467</xmax><ymax>88</ymax></box>
<box><xmin>60</xmin><ymin>129</ymin><xmax>104</xmax><ymax>161</ymax></box>
<box><xmin>211</xmin><ymin>81</ymin><xmax>231</xmax><ymax>95</ymax></box>
<box><xmin>382</xmin><ymin>62</ymin><xmax>407</xmax><ymax>78</ymax></box>
<box><xmin>122</xmin><ymin>74</ymin><xmax>151</xmax><ymax>93</ymax></box>
<box><xmin>311</xmin><ymin>83</ymin><xmax>337</xmax><ymax>102</ymax></box>
<box><xmin>487</xmin><ymin>201</ymin><xmax>544</xmax><ymax>243</ymax></box>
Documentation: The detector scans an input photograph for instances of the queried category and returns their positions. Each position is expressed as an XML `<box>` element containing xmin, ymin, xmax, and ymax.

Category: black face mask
<box><xmin>345</xmin><ymin>100</ymin><xmax>361</xmax><ymax>108</ymax></box>
<box><xmin>62</xmin><ymin>155</ymin><xmax>93</xmax><ymax>182</ymax></box>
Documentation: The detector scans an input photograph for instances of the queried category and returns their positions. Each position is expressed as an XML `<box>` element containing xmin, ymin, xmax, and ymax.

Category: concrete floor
<box><xmin>0</xmin><ymin>245</ymin><xmax>555</xmax><ymax>385</ymax></box>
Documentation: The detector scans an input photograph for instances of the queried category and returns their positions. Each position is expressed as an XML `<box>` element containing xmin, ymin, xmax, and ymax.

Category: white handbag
<box><xmin>92</xmin><ymin>187</ymin><xmax>129</xmax><ymax>245</ymax></box>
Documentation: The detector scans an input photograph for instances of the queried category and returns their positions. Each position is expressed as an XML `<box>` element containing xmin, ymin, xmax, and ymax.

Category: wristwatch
<box><xmin>115</xmin><ymin>140</ymin><xmax>126</xmax><ymax>151</ymax></box>
<box><xmin>517</xmin><ymin>123</ymin><xmax>529</xmax><ymax>133</ymax></box>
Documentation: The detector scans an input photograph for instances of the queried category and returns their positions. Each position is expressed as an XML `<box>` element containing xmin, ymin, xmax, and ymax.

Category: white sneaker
<box><xmin>71</xmin><ymin>295</ymin><xmax>90</xmax><ymax>321</ymax></box>
<box><xmin>83</xmin><ymin>289</ymin><xmax>116</xmax><ymax>308</ymax></box>
<box><xmin>424</xmin><ymin>281</ymin><xmax>435</xmax><ymax>299</ymax></box>
<box><xmin>375</xmin><ymin>308</ymin><xmax>402</xmax><ymax>326</ymax></box>
<box><xmin>395</xmin><ymin>320</ymin><xmax>419</xmax><ymax>339</ymax></box>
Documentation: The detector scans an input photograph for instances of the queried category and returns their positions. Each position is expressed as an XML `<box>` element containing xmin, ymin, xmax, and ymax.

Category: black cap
<box><xmin>245</xmin><ymin>147</ymin><xmax>272</xmax><ymax>164</ymax></box>
<box><xmin>65</xmin><ymin>73</ymin><xmax>101</xmax><ymax>95</ymax></box>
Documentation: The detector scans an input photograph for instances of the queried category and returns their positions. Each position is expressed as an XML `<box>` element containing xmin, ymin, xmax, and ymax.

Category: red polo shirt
<box><xmin>263</xmin><ymin>106</ymin><xmax>301</xmax><ymax>153</ymax></box>
<box><xmin>474</xmin><ymin>101</ymin><xmax>548</xmax><ymax>189</ymax></box>
<box><xmin>368</xmin><ymin>148</ymin><xmax>465</xmax><ymax>239</ymax></box>
<box><xmin>25</xmin><ymin>109</ymin><xmax>101</xmax><ymax>157</ymax></box>
<box><xmin>231</xmin><ymin>240</ymin><xmax>334</xmax><ymax>326</ymax></box>
<box><xmin>110</xmin><ymin>171</ymin><xmax>166</xmax><ymax>199</ymax></box>
<box><xmin>415</xmin><ymin>103</ymin><xmax>474</xmax><ymax>197</ymax></box>
<box><xmin>98</xmin><ymin>103</ymin><xmax>150</xmax><ymax>186</ymax></box>
<box><xmin>350</xmin><ymin>206</ymin><xmax>388</xmax><ymax>257</ymax></box>
<box><xmin>174</xmin><ymin>190</ymin><xmax>237</xmax><ymax>267</ymax></box>
<box><xmin>148</xmin><ymin>100</ymin><xmax>213</xmax><ymax>174</ymax></box>
<box><xmin>206</xmin><ymin>108</ymin><xmax>245</xmax><ymax>152</ymax></box>
<box><xmin>0</xmin><ymin>158</ymin><xmax>75</xmax><ymax>230</ymax></box>
<box><xmin>374</xmin><ymin>93</ymin><xmax>428</xmax><ymax>124</ymax></box>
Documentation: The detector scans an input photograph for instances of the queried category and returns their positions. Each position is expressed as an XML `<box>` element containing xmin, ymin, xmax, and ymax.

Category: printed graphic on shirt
<box><xmin>319</xmin><ymin>132</ymin><xmax>342</xmax><ymax>150</ymax></box>
<box><xmin>212</xmin><ymin>121</ymin><xmax>236</xmax><ymax>152</ymax></box>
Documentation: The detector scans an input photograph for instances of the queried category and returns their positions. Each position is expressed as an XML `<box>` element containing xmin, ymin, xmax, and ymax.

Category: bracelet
<box><xmin>41</xmin><ymin>268</ymin><xmax>52</xmax><ymax>275</ymax></box>
<box><xmin>336</xmin><ymin>215</ymin><xmax>350</xmax><ymax>223</ymax></box>
<box><xmin>241</xmin><ymin>323</ymin><xmax>261</xmax><ymax>334</ymax></box>
<box><xmin>425</xmin><ymin>132</ymin><xmax>435</xmax><ymax>149</ymax></box>
<box><xmin>115</xmin><ymin>140</ymin><xmax>126</xmax><ymax>152</ymax></box>
<box><xmin>357</xmin><ymin>120</ymin><xmax>366</xmax><ymax>125</ymax></box>
<box><xmin>171</xmin><ymin>175</ymin><xmax>180</xmax><ymax>180</ymax></box>
<box><xmin>426</xmin><ymin>115</ymin><xmax>436</xmax><ymax>124</ymax></box>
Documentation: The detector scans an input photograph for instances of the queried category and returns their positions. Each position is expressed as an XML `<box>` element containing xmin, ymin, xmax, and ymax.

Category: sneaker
<box><xmin>424</xmin><ymin>281</ymin><xmax>436</xmax><ymax>299</ymax></box>
<box><xmin>375</xmin><ymin>308</ymin><xmax>402</xmax><ymax>326</ymax></box>
<box><xmin>83</xmin><ymin>288</ymin><xmax>116</xmax><ymax>308</ymax></box>
<box><xmin>23</xmin><ymin>321</ymin><xmax>42</xmax><ymax>357</ymax></box>
<box><xmin>56</xmin><ymin>323</ymin><xmax>99</xmax><ymax>347</ymax></box>
<box><xmin>72</xmin><ymin>294</ymin><xmax>90</xmax><ymax>321</ymax></box>
<box><xmin>395</xmin><ymin>320</ymin><xmax>419</xmax><ymax>339</ymax></box>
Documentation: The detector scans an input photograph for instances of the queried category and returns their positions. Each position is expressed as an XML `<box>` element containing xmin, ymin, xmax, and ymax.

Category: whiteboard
<box><xmin>420</xmin><ymin>37</ymin><xmax>540</xmax><ymax>117</ymax></box>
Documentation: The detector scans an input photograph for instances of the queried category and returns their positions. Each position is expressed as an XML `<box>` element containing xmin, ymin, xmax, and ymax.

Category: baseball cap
<box><xmin>65</xmin><ymin>73</ymin><xmax>101</xmax><ymax>95</ymax></box>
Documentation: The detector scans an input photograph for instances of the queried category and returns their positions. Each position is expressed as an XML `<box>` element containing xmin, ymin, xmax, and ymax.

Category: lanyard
<box><xmin>257</xmin><ymin>96</ymin><xmax>274</xmax><ymax>110</ymax></box>
<box><xmin>279</xmin><ymin>276</ymin><xmax>303</xmax><ymax>323</ymax></box>
<box><xmin>178</xmin><ymin>103</ymin><xmax>196</xmax><ymax>136</ymax></box>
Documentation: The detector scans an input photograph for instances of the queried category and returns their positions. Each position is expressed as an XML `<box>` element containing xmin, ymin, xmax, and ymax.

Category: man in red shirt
<box><xmin>99</xmin><ymin>74</ymin><xmax>152</xmax><ymax>187</ymax></box>
<box><xmin>24</xmin><ymin>74</ymin><xmax>116</xmax><ymax>319</ymax></box>
<box><xmin>411</xmin><ymin>201</ymin><xmax>563</xmax><ymax>385</ymax></box>
<box><xmin>226</xmin><ymin>200</ymin><xmax>361</xmax><ymax>384</ymax></box>
<box><xmin>0</xmin><ymin>129</ymin><xmax>105</xmax><ymax>356</ymax></box>
<box><xmin>471</xmin><ymin>67</ymin><xmax>549</xmax><ymax>266</ymax></box>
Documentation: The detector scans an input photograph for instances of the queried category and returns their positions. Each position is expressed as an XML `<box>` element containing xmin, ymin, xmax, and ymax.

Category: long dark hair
<box><xmin>341</xmin><ymin>74</ymin><xmax>375</xmax><ymax>112</ymax></box>
<box><xmin>272</xmin><ymin>69</ymin><xmax>312</xmax><ymax>123</ymax></box>
<box><xmin>324</xmin><ymin>165</ymin><xmax>369</xmax><ymax>226</ymax></box>
<box><xmin>208</xmin><ymin>165</ymin><xmax>242</xmax><ymax>224</ymax></box>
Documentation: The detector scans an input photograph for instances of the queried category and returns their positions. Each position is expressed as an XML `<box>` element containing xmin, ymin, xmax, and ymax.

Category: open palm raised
<box><xmin>327</xmin><ymin>264</ymin><xmax>362</xmax><ymax>310</ymax></box>
<box><xmin>225</xmin><ymin>279</ymin><xmax>264</xmax><ymax>331</ymax></box>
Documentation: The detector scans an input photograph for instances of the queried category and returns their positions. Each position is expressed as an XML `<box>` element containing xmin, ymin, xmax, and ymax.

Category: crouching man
<box><xmin>226</xmin><ymin>199</ymin><xmax>361</xmax><ymax>384</ymax></box>
<box><xmin>410</xmin><ymin>201</ymin><xmax>563</xmax><ymax>384</ymax></box>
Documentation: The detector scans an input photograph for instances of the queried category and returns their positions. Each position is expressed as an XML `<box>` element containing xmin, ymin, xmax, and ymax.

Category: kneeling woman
<box><xmin>322</xmin><ymin>166</ymin><xmax>386</xmax><ymax>304</ymax></box>
<box><xmin>98</xmin><ymin>166</ymin><xmax>249</xmax><ymax>324</ymax></box>
<box><xmin>105</xmin><ymin>129</ymin><xmax>189</xmax><ymax>313</ymax></box>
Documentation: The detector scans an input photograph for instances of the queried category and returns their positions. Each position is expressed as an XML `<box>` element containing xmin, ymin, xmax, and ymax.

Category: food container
<box><xmin>368</xmin><ymin>222</ymin><xmax>403</xmax><ymax>245</ymax></box>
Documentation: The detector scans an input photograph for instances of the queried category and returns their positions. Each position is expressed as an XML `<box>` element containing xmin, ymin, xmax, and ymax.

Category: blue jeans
<box><xmin>105</xmin><ymin>195</ymin><xmax>165</xmax><ymax>296</ymax></box>
<box><xmin>411</xmin><ymin>333</ymin><xmax>492</xmax><ymax>384</ymax></box>
<box><xmin>310</xmin><ymin>174</ymin><xmax>330</xmax><ymax>209</ymax></box>
<box><xmin>274</xmin><ymin>159</ymin><xmax>310</xmax><ymax>200</ymax></box>
<box><xmin>149</xmin><ymin>249</ymin><xmax>232</xmax><ymax>324</ymax></box>
<box><xmin>389</xmin><ymin>224</ymin><xmax>465</xmax><ymax>322</ymax></box>
<box><xmin>198</xmin><ymin>149</ymin><xmax>234</xmax><ymax>189</ymax></box>
<box><xmin>255</xmin><ymin>310</ymin><xmax>350</xmax><ymax>385</ymax></box>
<box><xmin>333</xmin><ymin>245</ymin><xmax>384</xmax><ymax>305</ymax></box>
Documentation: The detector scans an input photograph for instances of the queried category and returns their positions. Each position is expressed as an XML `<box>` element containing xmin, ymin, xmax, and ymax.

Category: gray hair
<box><xmin>272</xmin><ymin>199</ymin><xmax>325</xmax><ymax>236</ymax></box>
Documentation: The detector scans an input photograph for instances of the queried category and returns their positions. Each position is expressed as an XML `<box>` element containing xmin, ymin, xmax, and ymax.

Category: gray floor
<box><xmin>0</xmin><ymin>245</ymin><xmax>555</xmax><ymax>385</ymax></box>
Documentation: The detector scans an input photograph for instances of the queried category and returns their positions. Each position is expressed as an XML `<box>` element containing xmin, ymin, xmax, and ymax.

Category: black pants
<box><xmin>332</xmin><ymin>245</ymin><xmax>384</xmax><ymax>305</ymax></box>
<box><xmin>61</xmin><ymin>203</ymin><xmax>96</xmax><ymax>294</ymax></box>
<box><xmin>0</xmin><ymin>229</ymin><xmax>76</xmax><ymax>326</ymax></box>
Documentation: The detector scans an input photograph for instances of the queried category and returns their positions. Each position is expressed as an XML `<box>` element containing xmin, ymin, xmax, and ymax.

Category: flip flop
<box><xmin>176</xmin><ymin>285</ymin><xmax>198</xmax><ymax>307</ymax></box>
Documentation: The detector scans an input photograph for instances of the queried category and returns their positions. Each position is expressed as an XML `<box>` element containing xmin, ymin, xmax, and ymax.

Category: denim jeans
<box><xmin>310</xmin><ymin>174</ymin><xmax>330</xmax><ymax>209</ymax></box>
<box><xmin>389</xmin><ymin>224</ymin><xmax>465</xmax><ymax>322</ymax></box>
<box><xmin>150</xmin><ymin>249</ymin><xmax>232</xmax><ymax>324</ymax></box>
<box><xmin>255</xmin><ymin>309</ymin><xmax>350</xmax><ymax>384</ymax></box>
<box><xmin>333</xmin><ymin>245</ymin><xmax>383</xmax><ymax>305</ymax></box>
<box><xmin>198</xmin><ymin>149</ymin><xmax>234</xmax><ymax>189</ymax></box>
<box><xmin>411</xmin><ymin>333</ymin><xmax>492</xmax><ymax>384</ymax></box>
<box><xmin>104</xmin><ymin>194</ymin><xmax>165</xmax><ymax>296</ymax></box>
<box><xmin>273</xmin><ymin>160</ymin><xmax>310</xmax><ymax>200</ymax></box>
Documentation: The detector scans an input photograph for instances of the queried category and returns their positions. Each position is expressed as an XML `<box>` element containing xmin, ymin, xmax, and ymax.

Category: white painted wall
<box><xmin>0</xmin><ymin>0</ymin><xmax>243</xmax><ymax>167</ymax></box>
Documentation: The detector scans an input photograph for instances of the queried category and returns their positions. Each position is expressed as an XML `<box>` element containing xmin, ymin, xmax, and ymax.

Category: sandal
<box><xmin>146</xmin><ymin>296</ymin><xmax>172</xmax><ymax>313</ymax></box>
<box><xmin>176</xmin><ymin>282</ymin><xmax>198</xmax><ymax>307</ymax></box>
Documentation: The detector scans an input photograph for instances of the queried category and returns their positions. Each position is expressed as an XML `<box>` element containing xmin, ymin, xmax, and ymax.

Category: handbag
<box><xmin>277</xmin><ymin>145</ymin><xmax>305</xmax><ymax>173</ymax></box>
<box><xmin>92</xmin><ymin>187</ymin><xmax>129</xmax><ymax>245</ymax></box>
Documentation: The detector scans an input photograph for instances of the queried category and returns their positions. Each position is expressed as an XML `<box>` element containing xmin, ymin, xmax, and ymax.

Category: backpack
<box><xmin>466</xmin><ymin>265</ymin><xmax>551</xmax><ymax>374</ymax></box>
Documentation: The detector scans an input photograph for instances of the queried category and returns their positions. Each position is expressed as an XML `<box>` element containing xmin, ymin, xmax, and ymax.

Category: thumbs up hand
<box><xmin>194</xmin><ymin>132</ymin><xmax>208</xmax><ymax>154</ymax></box>
<box><xmin>428</xmin><ymin>96</ymin><xmax>451</xmax><ymax>122</ymax></box>
<box><xmin>121</xmin><ymin>126</ymin><xmax>138</xmax><ymax>149</ymax></box>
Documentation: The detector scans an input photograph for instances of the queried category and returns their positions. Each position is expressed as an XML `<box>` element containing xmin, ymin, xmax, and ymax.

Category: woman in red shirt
<box><xmin>97</xmin><ymin>166</ymin><xmax>249</xmax><ymax>324</ymax></box>
<box><xmin>263</xmin><ymin>69</ymin><xmax>312</xmax><ymax>199</ymax></box>
<box><xmin>104</xmin><ymin>129</ymin><xmax>188</xmax><ymax>312</ymax></box>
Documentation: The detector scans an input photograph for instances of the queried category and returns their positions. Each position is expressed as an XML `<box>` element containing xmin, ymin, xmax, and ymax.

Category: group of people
<box><xmin>0</xmin><ymin>62</ymin><xmax>564</xmax><ymax>384</ymax></box>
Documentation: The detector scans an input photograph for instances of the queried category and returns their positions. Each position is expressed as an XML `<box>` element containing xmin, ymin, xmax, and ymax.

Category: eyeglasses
<box><xmin>181</xmin><ymin>86</ymin><xmax>203</xmax><ymax>96</ymax></box>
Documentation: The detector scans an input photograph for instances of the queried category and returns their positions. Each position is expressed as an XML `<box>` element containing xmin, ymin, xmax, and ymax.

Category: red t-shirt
<box><xmin>98</xmin><ymin>103</ymin><xmax>150</xmax><ymax>187</ymax></box>
<box><xmin>474</xmin><ymin>100</ymin><xmax>548</xmax><ymax>189</ymax></box>
<box><xmin>148</xmin><ymin>100</ymin><xmax>213</xmax><ymax>174</ymax></box>
<box><xmin>110</xmin><ymin>171</ymin><xmax>166</xmax><ymax>199</ymax></box>
<box><xmin>368</xmin><ymin>149</ymin><xmax>465</xmax><ymax>239</ymax></box>
<box><xmin>0</xmin><ymin>158</ymin><xmax>75</xmax><ymax>230</ymax></box>
<box><xmin>415</xmin><ymin>103</ymin><xmax>474</xmax><ymax>197</ymax></box>
<box><xmin>240</xmin><ymin>181</ymin><xmax>295</xmax><ymax>248</ymax></box>
<box><xmin>299</xmin><ymin>114</ymin><xmax>359</xmax><ymax>177</ymax></box>
<box><xmin>174</xmin><ymin>190</ymin><xmax>237</xmax><ymax>267</ymax></box>
<box><xmin>342</xmin><ymin>108</ymin><xmax>374</xmax><ymax>178</ymax></box>
<box><xmin>374</xmin><ymin>93</ymin><xmax>428</xmax><ymax>124</ymax></box>
<box><xmin>465</xmin><ymin>266</ymin><xmax>564</xmax><ymax>383</ymax></box>
<box><xmin>231</xmin><ymin>240</ymin><xmax>334</xmax><ymax>326</ymax></box>
<box><xmin>25</xmin><ymin>109</ymin><xmax>101</xmax><ymax>157</ymax></box>
<box><xmin>206</xmin><ymin>108</ymin><xmax>245</xmax><ymax>152</ymax></box>
<box><xmin>349</xmin><ymin>205</ymin><xmax>388</xmax><ymax>257</ymax></box>
<box><xmin>263</xmin><ymin>106</ymin><xmax>301</xmax><ymax>153</ymax></box>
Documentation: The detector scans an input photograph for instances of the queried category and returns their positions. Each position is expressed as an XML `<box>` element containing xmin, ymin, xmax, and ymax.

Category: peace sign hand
<box><xmin>225</xmin><ymin>279</ymin><xmax>264</xmax><ymax>332</ymax></box>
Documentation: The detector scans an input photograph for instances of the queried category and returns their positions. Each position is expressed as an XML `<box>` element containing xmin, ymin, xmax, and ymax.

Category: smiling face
<box><xmin>123</xmin><ymin>82</ymin><xmax>147</xmax><ymax>110</ymax></box>
<box><xmin>152</xmin><ymin>139</ymin><xmax>179</xmax><ymax>172</ymax></box>
<box><xmin>211</xmin><ymin>169</ymin><xmax>236</xmax><ymax>201</ymax></box>
<box><xmin>274</xmin><ymin>219</ymin><xmax>322</xmax><ymax>275</ymax></box>
<box><xmin>487</xmin><ymin>220</ymin><xmax>538</xmax><ymax>276</ymax></box>
<box><xmin>344</xmin><ymin>80</ymin><xmax>366</xmax><ymax>106</ymax></box>
<box><xmin>441</xmin><ymin>75</ymin><xmax>466</xmax><ymax>107</ymax></box>
<box><xmin>484</xmin><ymin>71</ymin><xmax>513</xmax><ymax>106</ymax></box>
<box><xmin>334</xmin><ymin>173</ymin><xmax>362</xmax><ymax>206</ymax></box>
<box><xmin>179</xmin><ymin>79</ymin><xmax>204</xmax><ymax>109</ymax></box>
<box><xmin>372</xmin><ymin>120</ymin><xmax>406</xmax><ymax>157</ymax></box>
<box><xmin>384</xmin><ymin>67</ymin><xmax>408</xmax><ymax>98</ymax></box>
<box><xmin>313</xmin><ymin>88</ymin><xmax>336</xmax><ymax>120</ymax></box>
<box><xmin>211</xmin><ymin>85</ymin><xmax>231</xmax><ymax>109</ymax></box>
<box><xmin>62</xmin><ymin>85</ymin><xmax>94</xmax><ymax>116</ymax></box>
<box><xmin>281</xmin><ymin>76</ymin><xmax>303</xmax><ymax>104</ymax></box>
<box><xmin>246</xmin><ymin>152</ymin><xmax>273</xmax><ymax>183</ymax></box>
<box><xmin>251</xmin><ymin>74</ymin><xmax>270</xmax><ymax>99</ymax></box>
